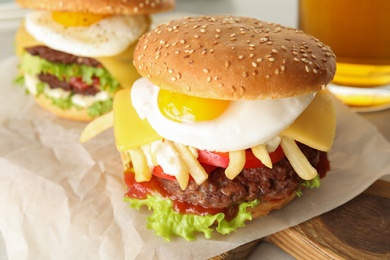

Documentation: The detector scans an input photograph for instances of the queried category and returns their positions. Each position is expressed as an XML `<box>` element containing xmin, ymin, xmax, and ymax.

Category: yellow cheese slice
<box><xmin>114</xmin><ymin>88</ymin><xmax>161</xmax><ymax>152</ymax></box>
<box><xmin>282</xmin><ymin>90</ymin><xmax>336</xmax><ymax>151</ymax></box>
<box><xmin>15</xmin><ymin>20</ymin><xmax>147</xmax><ymax>89</ymax></box>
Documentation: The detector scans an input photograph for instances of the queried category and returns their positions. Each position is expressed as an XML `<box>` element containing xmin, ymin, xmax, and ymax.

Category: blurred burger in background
<box><xmin>14</xmin><ymin>0</ymin><xmax>175</xmax><ymax>121</ymax></box>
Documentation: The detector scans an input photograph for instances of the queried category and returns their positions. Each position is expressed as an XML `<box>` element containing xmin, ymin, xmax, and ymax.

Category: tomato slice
<box><xmin>69</xmin><ymin>76</ymin><xmax>100</xmax><ymax>91</ymax></box>
<box><xmin>152</xmin><ymin>165</ymin><xmax>176</xmax><ymax>181</ymax></box>
<box><xmin>197</xmin><ymin>146</ymin><xmax>285</xmax><ymax>169</ymax></box>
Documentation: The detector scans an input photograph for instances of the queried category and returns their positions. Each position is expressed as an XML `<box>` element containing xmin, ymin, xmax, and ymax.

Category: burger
<box><xmin>14</xmin><ymin>0</ymin><xmax>175</xmax><ymax>121</ymax></box>
<box><xmin>81</xmin><ymin>15</ymin><xmax>336</xmax><ymax>240</ymax></box>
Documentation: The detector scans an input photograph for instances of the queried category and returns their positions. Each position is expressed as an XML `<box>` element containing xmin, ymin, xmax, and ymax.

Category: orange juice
<box><xmin>299</xmin><ymin>0</ymin><xmax>390</xmax><ymax>88</ymax></box>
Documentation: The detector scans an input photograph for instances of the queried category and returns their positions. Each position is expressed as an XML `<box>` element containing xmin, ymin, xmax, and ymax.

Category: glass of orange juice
<box><xmin>299</xmin><ymin>0</ymin><xmax>390</xmax><ymax>110</ymax></box>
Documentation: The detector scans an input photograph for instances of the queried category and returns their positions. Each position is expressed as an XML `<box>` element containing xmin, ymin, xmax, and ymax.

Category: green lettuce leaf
<box><xmin>296</xmin><ymin>174</ymin><xmax>321</xmax><ymax>197</ymax></box>
<box><xmin>124</xmin><ymin>195</ymin><xmax>259</xmax><ymax>241</ymax></box>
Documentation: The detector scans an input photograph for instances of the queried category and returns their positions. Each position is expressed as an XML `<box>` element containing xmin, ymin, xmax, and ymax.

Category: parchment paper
<box><xmin>1</xmin><ymin>56</ymin><xmax>389</xmax><ymax>260</ymax></box>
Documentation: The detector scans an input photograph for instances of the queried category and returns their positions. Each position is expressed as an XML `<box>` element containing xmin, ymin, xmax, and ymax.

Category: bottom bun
<box><xmin>34</xmin><ymin>94</ymin><xmax>93</xmax><ymax>121</ymax></box>
<box><xmin>248</xmin><ymin>192</ymin><xmax>297</xmax><ymax>220</ymax></box>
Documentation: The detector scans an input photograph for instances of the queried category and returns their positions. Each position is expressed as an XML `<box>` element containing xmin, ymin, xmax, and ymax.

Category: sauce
<box><xmin>317</xmin><ymin>152</ymin><xmax>330</xmax><ymax>179</ymax></box>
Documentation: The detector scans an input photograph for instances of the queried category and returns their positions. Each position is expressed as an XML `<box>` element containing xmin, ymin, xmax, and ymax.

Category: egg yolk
<box><xmin>52</xmin><ymin>12</ymin><xmax>111</xmax><ymax>27</ymax></box>
<box><xmin>158</xmin><ymin>89</ymin><xmax>230</xmax><ymax>123</ymax></box>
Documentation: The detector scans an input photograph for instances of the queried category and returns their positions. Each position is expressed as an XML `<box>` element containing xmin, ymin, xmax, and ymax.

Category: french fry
<box><xmin>79</xmin><ymin>111</ymin><xmax>114</xmax><ymax>143</ymax></box>
<box><xmin>175</xmin><ymin>165</ymin><xmax>190</xmax><ymax>191</ymax></box>
<box><xmin>280</xmin><ymin>136</ymin><xmax>317</xmax><ymax>180</ymax></box>
<box><xmin>120</xmin><ymin>151</ymin><xmax>131</xmax><ymax>170</ymax></box>
<box><xmin>225</xmin><ymin>150</ymin><xmax>246</xmax><ymax>180</ymax></box>
<box><xmin>128</xmin><ymin>147</ymin><xmax>152</xmax><ymax>182</ymax></box>
<box><xmin>174</xmin><ymin>143</ymin><xmax>208</xmax><ymax>185</ymax></box>
<box><xmin>157</xmin><ymin>140</ymin><xmax>190</xmax><ymax>190</ymax></box>
<box><xmin>251</xmin><ymin>144</ymin><xmax>272</xmax><ymax>168</ymax></box>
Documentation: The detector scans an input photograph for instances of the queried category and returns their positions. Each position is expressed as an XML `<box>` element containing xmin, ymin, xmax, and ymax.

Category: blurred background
<box><xmin>0</xmin><ymin>0</ymin><xmax>298</xmax><ymax>60</ymax></box>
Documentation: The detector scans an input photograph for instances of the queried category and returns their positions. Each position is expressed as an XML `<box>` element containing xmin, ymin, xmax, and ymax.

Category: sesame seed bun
<box><xmin>134</xmin><ymin>16</ymin><xmax>336</xmax><ymax>100</ymax></box>
<box><xmin>16</xmin><ymin>0</ymin><xmax>175</xmax><ymax>15</ymax></box>
<box><xmin>34</xmin><ymin>94</ymin><xmax>95</xmax><ymax>121</ymax></box>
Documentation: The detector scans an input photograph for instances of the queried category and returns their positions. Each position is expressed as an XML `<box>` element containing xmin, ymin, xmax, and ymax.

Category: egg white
<box><xmin>25</xmin><ymin>11</ymin><xmax>148</xmax><ymax>57</ymax></box>
<box><xmin>131</xmin><ymin>78</ymin><xmax>315</xmax><ymax>152</ymax></box>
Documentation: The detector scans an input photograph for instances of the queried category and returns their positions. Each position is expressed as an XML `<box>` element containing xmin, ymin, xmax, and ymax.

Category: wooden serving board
<box><xmin>211</xmin><ymin>180</ymin><xmax>390</xmax><ymax>259</ymax></box>
<box><xmin>267</xmin><ymin>180</ymin><xmax>390</xmax><ymax>259</ymax></box>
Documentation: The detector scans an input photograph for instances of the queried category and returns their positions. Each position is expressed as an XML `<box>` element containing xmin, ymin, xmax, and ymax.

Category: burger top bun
<box><xmin>16</xmin><ymin>0</ymin><xmax>175</xmax><ymax>15</ymax></box>
<box><xmin>134</xmin><ymin>16</ymin><xmax>336</xmax><ymax>100</ymax></box>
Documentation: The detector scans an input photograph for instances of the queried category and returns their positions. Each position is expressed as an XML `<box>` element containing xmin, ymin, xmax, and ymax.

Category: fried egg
<box><xmin>131</xmin><ymin>78</ymin><xmax>315</xmax><ymax>152</ymax></box>
<box><xmin>25</xmin><ymin>11</ymin><xmax>148</xmax><ymax>57</ymax></box>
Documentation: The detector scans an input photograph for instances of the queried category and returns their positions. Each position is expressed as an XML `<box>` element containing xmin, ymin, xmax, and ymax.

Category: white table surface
<box><xmin>0</xmin><ymin>1</ymin><xmax>389</xmax><ymax>259</ymax></box>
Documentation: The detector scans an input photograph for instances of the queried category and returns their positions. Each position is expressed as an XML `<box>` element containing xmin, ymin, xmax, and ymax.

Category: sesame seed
<box><xmin>225</xmin><ymin>61</ymin><xmax>230</xmax><ymax>67</ymax></box>
<box><xmin>268</xmin><ymin>57</ymin><xmax>275</xmax><ymax>62</ymax></box>
<box><xmin>238</xmin><ymin>55</ymin><xmax>244</xmax><ymax>59</ymax></box>
<box><xmin>293</xmin><ymin>57</ymin><xmax>300</xmax><ymax>62</ymax></box>
<box><xmin>275</xmin><ymin>69</ymin><xmax>280</xmax><ymax>75</ymax></box>
<box><xmin>242</xmin><ymin>72</ymin><xmax>248</xmax><ymax>78</ymax></box>
<box><xmin>207</xmin><ymin>76</ymin><xmax>212</xmax><ymax>82</ymax></box>
<box><xmin>203</xmin><ymin>68</ymin><xmax>210</xmax><ymax>73</ymax></box>
<box><xmin>252</xmin><ymin>62</ymin><xmax>257</xmax><ymax>67</ymax></box>
<box><xmin>305</xmin><ymin>66</ymin><xmax>310</xmax><ymax>72</ymax></box>
<box><xmin>313</xmin><ymin>69</ymin><xmax>318</xmax><ymax>74</ymax></box>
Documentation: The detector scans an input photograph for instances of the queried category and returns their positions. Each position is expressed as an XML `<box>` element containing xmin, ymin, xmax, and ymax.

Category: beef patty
<box><xmin>157</xmin><ymin>144</ymin><xmax>321</xmax><ymax>209</ymax></box>
<box><xmin>25</xmin><ymin>46</ymin><xmax>102</xmax><ymax>67</ymax></box>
